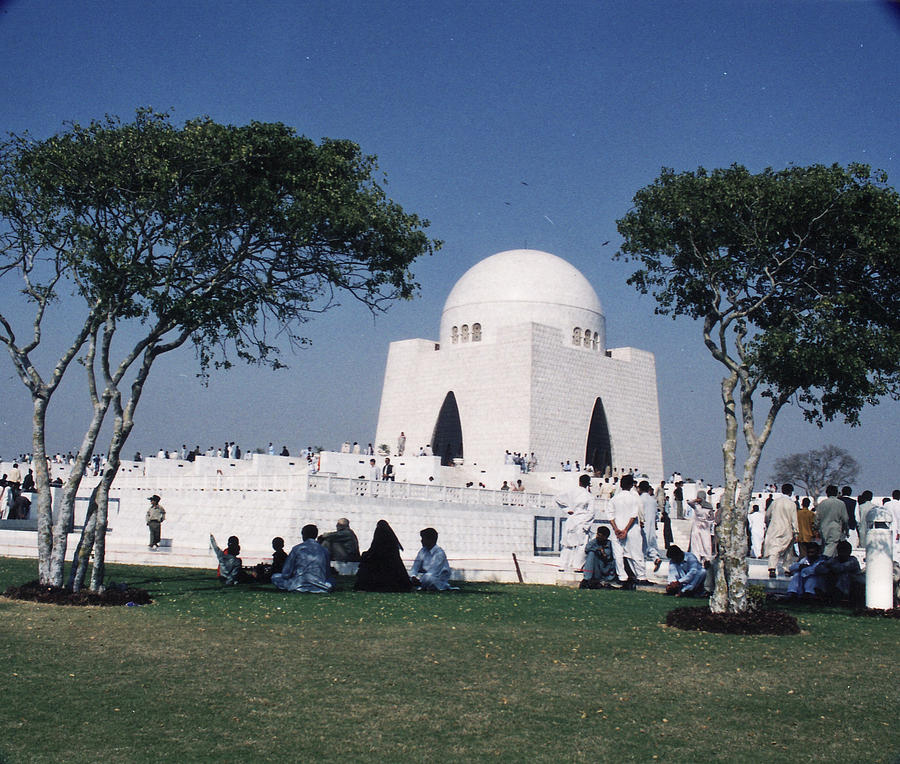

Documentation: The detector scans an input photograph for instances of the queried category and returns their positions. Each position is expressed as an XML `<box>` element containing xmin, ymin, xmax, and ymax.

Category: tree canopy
<box><xmin>771</xmin><ymin>445</ymin><xmax>859</xmax><ymax>504</ymax></box>
<box><xmin>0</xmin><ymin>109</ymin><xmax>439</xmax><ymax>587</ymax></box>
<box><xmin>616</xmin><ymin>162</ymin><xmax>900</xmax><ymax>612</ymax></box>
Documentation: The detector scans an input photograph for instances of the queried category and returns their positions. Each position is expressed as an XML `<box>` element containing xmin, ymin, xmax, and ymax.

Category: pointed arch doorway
<box><xmin>585</xmin><ymin>397</ymin><xmax>612</xmax><ymax>474</ymax></box>
<box><xmin>431</xmin><ymin>391</ymin><xmax>463</xmax><ymax>466</ymax></box>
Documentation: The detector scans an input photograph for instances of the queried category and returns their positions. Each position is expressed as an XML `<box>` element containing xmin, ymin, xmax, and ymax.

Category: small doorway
<box><xmin>431</xmin><ymin>391</ymin><xmax>464</xmax><ymax>466</ymax></box>
<box><xmin>585</xmin><ymin>397</ymin><xmax>612</xmax><ymax>474</ymax></box>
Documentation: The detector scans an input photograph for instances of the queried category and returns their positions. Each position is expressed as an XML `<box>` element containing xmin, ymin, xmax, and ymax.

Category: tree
<box><xmin>770</xmin><ymin>444</ymin><xmax>860</xmax><ymax>504</ymax></box>
<box><xmin>616</xmin><ymin>163</ymin><xmax>900</xmax><ymax>613</ymax></box>
<box><xmin>0</xmin><ymin>110</ymin><xmax>439</xmax><ymax>589</ymax></box>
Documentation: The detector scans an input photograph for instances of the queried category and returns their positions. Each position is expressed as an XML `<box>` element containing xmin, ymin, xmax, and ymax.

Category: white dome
<box><xmin>439</xmin><ymin>249</ymin><xmax>606</xmax><ymax>350</ymax></box>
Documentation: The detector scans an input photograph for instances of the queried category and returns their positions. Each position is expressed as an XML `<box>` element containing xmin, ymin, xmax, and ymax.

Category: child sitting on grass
<box><xmin>210</xmin><ymin>534</ymin><xmax>246</xmax><ymax>585</ymax></box>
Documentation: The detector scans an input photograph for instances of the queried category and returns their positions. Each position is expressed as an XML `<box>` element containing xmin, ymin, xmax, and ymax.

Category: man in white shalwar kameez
<box><xmin>855</xmin><ymin>491</ymin><xmax>876</xmax><ymax>549</ymax></box>
<box><xmin>748</xmin><ymin>504</ymin><xmax>765</xmax><ymax>558</ymax></box>
<box><xmin>638</xmin><ymin>480</ymin><xmax>662</xmax><ymax>573</ymax></box>
<box><xmin>687</xmin><ymin>491</ymin><xmax>715</xmax><ymax>563</ymax></box>
<box><xmin>764</xmin><ymin>484</ymin><xmax>799</xmax><ymax>577</ymax></box>
<box><xmin>608</xmin><ymin>474</ymin><xmax>645</xmax><ymax>588</ymax></box>
<box><xmin>886</xmin><ymin>490</ymin><xmax>900</xmax><ymax>564</ymax></box>
<box><xmin>556</xmin><ymin>474</ymin><xmax>595</xmax><ymax>572</ymax></box>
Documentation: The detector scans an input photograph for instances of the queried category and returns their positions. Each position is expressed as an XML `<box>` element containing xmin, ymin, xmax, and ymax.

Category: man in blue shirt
<box><xmin>665</xmin><ymin>545</ymin><xmax>707</xmax><ymax>597</ymax></box>
<box><xmin>272</xmin><ymin>524</ymin><xmax>333</xmax><ymax>593</ymax></box>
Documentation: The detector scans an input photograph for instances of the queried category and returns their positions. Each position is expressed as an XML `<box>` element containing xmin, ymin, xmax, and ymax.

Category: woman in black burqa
<box><xmin>354</xmin><ymin>519</ymin><xmax>413</xmax><ymax>592</ymax></box>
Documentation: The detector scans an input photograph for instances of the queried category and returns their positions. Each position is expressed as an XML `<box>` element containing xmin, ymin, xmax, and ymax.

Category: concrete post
<box><xmin>865</xmin><ymin>506</ymin><xmax>894</xmax><ymax>610</ymax></box>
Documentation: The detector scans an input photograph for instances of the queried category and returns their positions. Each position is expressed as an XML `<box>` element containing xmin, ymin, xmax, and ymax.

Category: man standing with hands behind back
<box><xmin>146</xmin><ymin>494</ymin><xmax>165</xmax><ymax>549</ymax></box>
<box><xmin>609</xmin><ymin>474</ymin><xmax>645</xmax><ymax>589</ymax></box>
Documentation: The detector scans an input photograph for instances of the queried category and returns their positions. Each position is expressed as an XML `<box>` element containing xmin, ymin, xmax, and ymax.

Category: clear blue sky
<box><xmin>1</xmin><ymin>0</ymin><xmax>898</xmax><ymax>491</ymax></box>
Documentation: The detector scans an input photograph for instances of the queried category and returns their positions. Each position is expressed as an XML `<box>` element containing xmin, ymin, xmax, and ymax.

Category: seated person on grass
<box><xmin>786</xmin><ymin>541</ymin><xmax>827</xmax><ymax>598</ymax></box>
<box><xmin>317</xmin><ymin>518</ymin><xmax>361</xmax><ymax>563</ymax></box>
<box><xmin>272</xmin><ymin>524</ymin><xmax>333</xmax><ymax>593</ymax></box>
<box><xmin>821</xmin><ymin>540</ymin><xmax>865</xmax><ymax>603</ymax></box>
<box><xmin>410</xmin><ymin>527</ymin><xmax>456</xmax><ymax>591</ymax></box>
<box><xmin>355</xmin><ymin>519</ymin><xmax>413</xmax><ymax>592</ymax></box>
<box><xmin>581</xmin><ymin>526</ymin><xmax>617</xmax><ymax>588</ymax></box>
<box><xmin>209</xmin><ymin>534</ymin><xmax>248</xmax><ymax>586</ymax></box>
<box><xmin>251</xmin><ymin>536</ymin><xmax>288</xmax><ymax>582</ymax></box>
<box><xmin>271</xmin><ymin>536</ymin><xmax>287</xmax><ymax>574</ymax></box>
<box><xmin>665</xmin><ymin>545</ymin><xmax>706</xmax><ymax>597</ymax></box>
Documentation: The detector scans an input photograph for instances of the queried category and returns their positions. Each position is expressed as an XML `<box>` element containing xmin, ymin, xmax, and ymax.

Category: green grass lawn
<box><xmin>0</xmin><ymin>556</ymin><xmax>896</xmax><ymax>763</ymax></box>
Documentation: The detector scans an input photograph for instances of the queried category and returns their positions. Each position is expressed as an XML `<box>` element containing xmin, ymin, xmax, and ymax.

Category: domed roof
<box><xmin>442</xmin><ymin>249</ymin><xmax>604</xmax><ymax>317</ymax></box>
<box><xmin>439</xmin><ymin>249</ymin><xmax>605</xmax><ymax>349</ymax></box>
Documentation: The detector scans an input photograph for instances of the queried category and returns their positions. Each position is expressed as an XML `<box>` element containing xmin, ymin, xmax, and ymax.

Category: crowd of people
<box><xmin>556</xmin><ymin>474</ymin><xmax>900</xmax><ymax>606</ymax></box>
<box><xmin>0</xmin><ymin>462</ymin><xmax>33</xmax><ymax>520</ymax></box>
<box><xmin>146</xmin><ymin>443</ymin><xmax>306</xmax><ymax>462</ymax></box>
<box><xmin>759</xmin><ymin>483</ymin><xmax>900</xmax><ymax>602</ymax></box>
<box><xmin>503</xmin><ymin>451</ymin><xmax>537</xmax><ymax>473</ymax></box>
<box><xmin>5</xmin><ymin>444</ymin><xmax>321</xmax><ymax>478</ymax></box>
<box><xmin>207</xmin><ymin>516</ymin><xmax>457</xmax><ymax>594</ymax></box>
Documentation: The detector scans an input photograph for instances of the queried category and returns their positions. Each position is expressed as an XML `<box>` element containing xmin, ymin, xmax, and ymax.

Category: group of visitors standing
<box><xmin>556</xmin><ymin>474</ymin><xmax>900</xmax><ymax>603</ymax></box>
<box><xmin>763</xmin><ymin>483</ymin><xmax>900</xmax><ymax>575</ymax></box>
<box><xmin>558</xmin><ymin>474</ymin><xmax>673</xmax><ymax>591</ymax></box>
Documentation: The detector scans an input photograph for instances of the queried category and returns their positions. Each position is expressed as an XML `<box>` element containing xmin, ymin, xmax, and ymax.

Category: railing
<box><xmin>306</xmin><ymin>474</ymin><xmax>553</xmax><ymax>508</ymax></box>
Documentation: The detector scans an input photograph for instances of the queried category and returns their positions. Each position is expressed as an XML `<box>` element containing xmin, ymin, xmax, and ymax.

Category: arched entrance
<box><xmin>585</xmin><ymin>397</ymin><xmax>612</xmax><ymax>474</ymax></box>
<box><xmin>431</xmin><ymin>391</ymin><xmax>463</xmax><ymax>466</ymax></box>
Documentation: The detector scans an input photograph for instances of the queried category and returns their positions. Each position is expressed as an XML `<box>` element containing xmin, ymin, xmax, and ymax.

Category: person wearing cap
<box><xmin>410</xmin><ymin>527</ymin><xmax>454</xmax><ymax>590</ymax></box>
<box><xmin>145</xmin><ymin>494</ymin><xmax>165</xmax><ymax>549</ymax></box>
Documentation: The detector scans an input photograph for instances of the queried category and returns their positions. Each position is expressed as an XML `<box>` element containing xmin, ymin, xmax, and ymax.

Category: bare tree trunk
<box><xmin>710</xmin><ymin>368</ymin><xmax>745</xmax><ymax>613</ymax></box>
<box><xmin>88</xmin><ymin>342</ymin><xmax>160</xmax><ymax>591</ymax></box>
<box><xmin>712</xmin><ymin>488</ymin><xmax>749</xmax><ymax>613</ymax></box>
<box><xmin>89</xmin><ymin>466</ymin><xmax>118</xmax><ymax>592</ymax></box>
<box><xmin>46</xmin><ymin>392</ymin><xmax>113</xmax><ymax>587</ymax></box>
<box><xmin>32</xmin><ymin>398</ymin><xmax>55</xmax><ymax>585</ymax></box>
<box><xmin>711</xmin><ymin>371</ymin><xmax>787</xmax><ymax>613</ymax></box>
<box><xmin>68</xmin><ymin>487</ymin><xmax>98</xmax><ymax>592</ymax></box>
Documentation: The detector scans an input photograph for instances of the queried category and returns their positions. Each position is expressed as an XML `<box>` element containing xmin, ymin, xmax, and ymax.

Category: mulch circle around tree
<box><xmin>3</xmin><ymin>580</ymin><xmax>153</xmax><ymax>607</ymax></box>
<box><xmin>854</xmin><ymin>607</ymin><xmax>900</xmax><ymax>619</ymax></box>
<box><xmin>666</xmin><ymin>605</ymin><xmax>800</xmax><ymax>635</ymax></box>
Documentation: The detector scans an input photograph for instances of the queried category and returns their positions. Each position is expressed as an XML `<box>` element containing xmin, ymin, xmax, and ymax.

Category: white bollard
<box><xmin>864</xmin><ymin>507</ymin><xmax>894</xmax><ymax>609</ymax></box>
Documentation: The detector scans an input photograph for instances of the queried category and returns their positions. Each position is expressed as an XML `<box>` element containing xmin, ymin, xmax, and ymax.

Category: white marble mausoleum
<box><xmin>374</xmin><ymin>249</ymin><xmax>663</xmax><ymax>478</ymax></box>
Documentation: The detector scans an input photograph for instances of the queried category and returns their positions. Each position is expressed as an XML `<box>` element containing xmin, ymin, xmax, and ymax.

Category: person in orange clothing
<box><xmin>796</xmin><ymin>497</ymin><xmax>818</xmax><ymax>561</ymax></box>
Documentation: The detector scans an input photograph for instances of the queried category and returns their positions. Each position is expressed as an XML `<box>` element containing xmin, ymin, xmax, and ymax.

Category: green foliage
<box><xmin>0</xmin><ymin>109</ymin><xmax>440</xmax><ymax>588</ymax></box>
<box><xmin>746</xmin><ymin>584</ymin><xmax>767</xmax><ymax>613</ymax></box>
<box><xmin>617</xmin><ymin>162</ymin><xmax>900</xmax><ymax>426</ymax></box>
<box><xmin>0</xmin><ymin>108</ymin><xmax>439</xmax><ymax>372</ymax></box>
<box><xmin>617</xmin><ymin>163</ymin><xmax>900</xmax><ymax>613</ymax></box>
